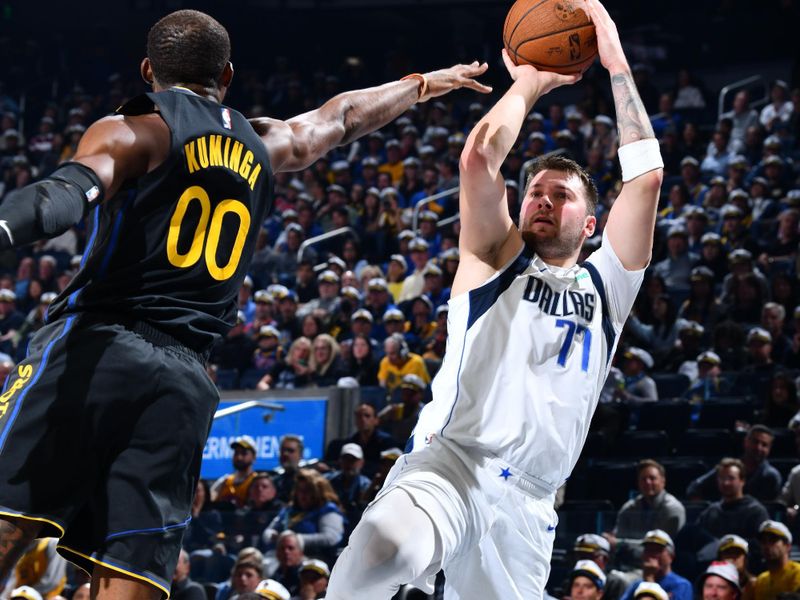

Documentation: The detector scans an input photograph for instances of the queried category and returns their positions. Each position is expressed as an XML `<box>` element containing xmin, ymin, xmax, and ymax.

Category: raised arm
<box><xmin>585</xmin><ymin>0</ymin><xmax>663</xmax><ymax>271</ymax></box>
<box><xmin>452</xmin><ymin>51</ymin><xmax>579</xmax><ymax>296</ymax></box>
<box><xmin>252</xmin><ymin>63</ymin><xmax>491</xmax><ymax>174</ymax></box>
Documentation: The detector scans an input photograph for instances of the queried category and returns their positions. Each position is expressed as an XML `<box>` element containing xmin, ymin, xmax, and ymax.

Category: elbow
<box><xmin>639</xmin><ymin>168</ymin><xmax>664</xmax><ymax>195</ymax></box>
<box><xmin>459</xmin><ymin>141</ymin><xmax>499</xmax><ymax>177</ymax></box>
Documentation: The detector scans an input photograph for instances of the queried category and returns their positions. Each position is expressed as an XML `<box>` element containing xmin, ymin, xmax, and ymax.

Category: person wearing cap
<box><xmin>618</xmin><ymin>347</ymin><xmax>658</xmax><ymax>402</ymax></box>
<box><xmin>418</xmin><ymin>210</ymin><xmax>442</xmax><ymax>256</ymax></box>
<box><xmin>379</xmin><ymin>308</ymin><xmax>404</xmax><ymax>341</ymax></box>
<box><xmin>696</xmin><ymin>456</ymin><xmax>770</xmax><ymax>539</ymax></box>
<box><xmin>251</xmin><ymin>325</ymin><xmax>284</xmax><ymax>372</ymax></box>
<box><xmin>717</xmin><ymin>535</ymin><xmax>755</xmax><ymax>597</ymax></box>
<box><xmin>737</xmin><ymin>326</ymin><xmax>779</xmax><ymax>404</ymax></box>
<box><xmin>323</xmin><ymin>403</ymin><xmax>399</xmax><ymax>480</ymax></box>
<box><xmin>698</xmin><ymin>561</ymin><xmax>742</xmax><ymax>600</ymax></box>
<box><xmin>250</xmin><ymin>289</ymin><xmax>277</xmax><ymax>333</ymax></box>
<box><xmin>663</xmin><ymin>319</ymin><xmax>706</xmax><ymax>375</ymax></box>
<box><xmin>652</xmin><ymin>224</ymin><xmax>699</xmax><ymax>292</ymax></box>
<box><xmin>631</xmin><ymin>581</ymin><xmax>669</xmax><ymax>600</ymax></box>
<box><xmin>684</xmin><ymin>350</ymin><xmax>730</xmax><ymax>403</ymax></box>
<box><xmin>325</xmin><ymin>443</ymin><xmax>371</xmax><ymax>534</ymax></box>
<box><xmin>363</xmin><ymin>278</ymin><xmax>396</xmax><ymax>339</ymax></box>
<box><xmin>4</xmin><ymin>536</ymin><xmax>67</xmax><ymax>600</ymax></box>
<box><xmin>619</xmin><ymin>530</ymin><xmax>692</xmax><ymax>600</ymax></box>
<box><xmin>397</xmin><ymin>238</ymin><xmax>430</xmax><ymax>303</ymax></box>
<box><xmin>758</xmin><ymin>208</ymin><xmax>800</xmax><ymax>275</ymax></box>
<box><xmin>254</xmin><ymin>578</ymin><xmax>291</xmax><ymax>600</ymax></box>
<box><xmin>570</xmin><ymin>559</ymin><xmax>607</xmax><ymax>600</ymax></box>
<box><xmin>759</xmin><ymin>302</ymin><xmax>793</xmax><ymax>365</ymax></box>
<box><xmin>295</xmin><ymin>558</ymin><xmax>330</xmax><ymax>600</ymax></box>
<box><xmin>297</xmin><ymin>270</ymin><xmax>341</xmax><ymax>319</ymax></box>
<box><xmin>609</xmin><ymin>460</ymin><xmax>686</xmax><ymax>560</ymax></box>
<box><xmin>210</xmin><ymin>435</ymin><xmax>259</xmax><ymax>508</ymax></box>
<box><xmin>701</xmin><ymin>129</ymin><xmax>736</xmax><ymax>177</ymax></box>
<box><xmin>572</xmin><ymin>534</ymin><xmax>638</xmax><ymax>600</ymax></box>
<box><xmin>379</xmin><ymin>373</ymin><xmax>428</xmax><ymax>442</ymax></box>
<box><xmin>377</xmin><ymin>332</ymin><xmax>430</xmax><ymax>393</ymax></box>
<box><xmin>760</xmin><ymin>80</ymin><xmax>794</xmax><ymax>132</ymax></box>
<box><xmin>679</xmin><ymin>266</ymin><xmax>723</xmax><ymax>331</ymax></box>
<box><xmin>750</xmin><ymin>520</ymin><xmax>800</xmax><ymax>600</ymax></box>
<box><xmin>385</xmin><ymin>255</ymin><xmax>409</xmax><ymax>301</ymax></box>
<box><xmin>698</xmin><ymin>233</ymin><xmax>727</xmax><ymax>284</ymax></box>
<box><xmin>8</xmin><ymin>586</ymin><xmax>43</xmax><ymax>600</ymax></box>
<box><xmin>420</xmin><ymin>262</ymin><xmax>449</xmax><ymax>311</ymax></box>
<box><xmin>210</xmin><ymin>309</ymin><xmax>258</xmax><ymax>377</ymax></box>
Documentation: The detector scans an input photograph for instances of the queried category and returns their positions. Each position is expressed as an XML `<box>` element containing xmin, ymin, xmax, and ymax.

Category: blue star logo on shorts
<box><xmin>499</xmin><ymin>467</ymin><xmax>512</xmax><ymax>480</ymax></box>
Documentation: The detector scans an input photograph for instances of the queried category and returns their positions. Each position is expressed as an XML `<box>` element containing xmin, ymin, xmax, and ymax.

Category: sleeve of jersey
<box><xmin>585</xmin><ymin>230</ymin><xmax>647</xmax><ymax>330</ymax></box>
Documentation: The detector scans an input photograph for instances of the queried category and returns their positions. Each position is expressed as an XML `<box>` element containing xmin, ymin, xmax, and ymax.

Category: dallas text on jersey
<box><xmin>521</xmin><ymin>275</ymin><xmax>596</xmax><ymax>322</ymax></box>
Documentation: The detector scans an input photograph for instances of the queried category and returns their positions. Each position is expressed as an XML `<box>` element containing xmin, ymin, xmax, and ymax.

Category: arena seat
<box><xmin>554</xmin><ymin>500</ymin><xmax>616</xmax><ymax>549</ymax></box>
<box><xmin>769</xmin><ymin>428</ymin><xmax>796</xmax><ymax>457</ymax></box>
<box><xmin>611</xmin><ymin>430</ymin><xmax>671</xmax><ymax>459</ymax></box>
<box><xmin>696</xmin><ymin>397</ymin><xmax>756</xmax><ymax>429</ymax></box>
<box><xmin>674</xmin><ymin>429</ymin><xmax>736</xmax><ymax>458</ymax></box>
<box><xmin>651</xmin><ymin>373</ymin><xmax>691</xmax><ymax>399</ymax></box>
<box><xmin>587</xmin><ymin>461</ymin><xmax>638</xmax><ymax>508</ymax></box>
<box><xmin>214</xmin><ymin>368</ymin><xmax>239</xmax><ymax>390</ymax></box>
<box><xmin>238</xmin><ymin>367</ymin><xmax>270</xmax><ymax>389</ymax></box>
<box><xmin>637</xmin><ymin>399</ymin><xmax>692</xmax><ymax>438</ymax></box>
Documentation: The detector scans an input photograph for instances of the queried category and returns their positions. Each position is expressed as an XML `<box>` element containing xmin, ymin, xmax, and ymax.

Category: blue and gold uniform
<box><xmin>0</xmin><ymin>88</ymin><xmax>272</xmax><ymax>597</ymax></box>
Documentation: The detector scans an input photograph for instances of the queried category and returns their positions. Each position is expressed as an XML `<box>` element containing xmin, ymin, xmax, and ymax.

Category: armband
<box><xmin>617</xmin><ymin>139</ymin><xmax>663</xmax><ymax>183</ymax></box>
<box><xmin>400</xmin><ymin>73</ymin><xmax>429</xmax><ymax>101</ymax></box>
<box><xmin>0</xmin><ymin>162</ymin><xmax>103</xmax><ymax>249</ymax></box>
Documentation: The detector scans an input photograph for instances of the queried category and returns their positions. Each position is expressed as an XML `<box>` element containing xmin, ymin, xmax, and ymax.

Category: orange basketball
<box><xmin>503</xmin><ymin>0</ymin><xmax>598</xmax><ymax>75</ymax></box>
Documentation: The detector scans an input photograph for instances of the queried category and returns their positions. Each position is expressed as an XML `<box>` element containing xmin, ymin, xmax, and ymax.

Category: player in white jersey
<box><xmin>327</xmin><ymin>1</ymin><xmax>664</xmax><ymax>598</ymax></box>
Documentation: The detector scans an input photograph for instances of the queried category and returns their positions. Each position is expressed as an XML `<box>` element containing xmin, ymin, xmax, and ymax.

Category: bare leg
<box><xmin>0</xmin><ymin>517</ymin><xmax>41</xmax><ymax>582</ymax></box>
<box><xmin>91</xmin><ymin>566</ymin><xmax>161</xmax><ymax>600</ymax></box>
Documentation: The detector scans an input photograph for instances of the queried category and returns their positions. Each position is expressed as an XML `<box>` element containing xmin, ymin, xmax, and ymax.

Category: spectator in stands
<box><xmin>260</xmin><ymin>336</ymin><xmax>313</xmax><ymax>390</ymax></box>
<box><xmin>720</xmin><ymin>91</ymin><xmax>759</xmax><ymax>147</ymax></box>
<box><xmin>227</xmin><ymin>473</ymin><xmax>285</xmax><ymax>554</ymax></box>
<box><xmin>684</xmin><ymin>351</ymin><xmax>730</xmax><ymax>403</ymax></box>
<box><xmin>377</xmin><ymin>333</ymin><xmax>430</xmax><ymax>392</ymax></box>
<box><xmin>569</xmin><ymin>560</ymin><xmax>607</xmax><ymax>600</ymax></box>
<box><xmin>406</xmin><ymin>296</ymin><xmax>436</xmax><ymax>352</ymax></box>
<box><xmin>342</xmin><ymin>332</ymin><xmax>379</xmax><ymax>386</ymax></box>
<box><xmin>171</xmin><ymin>549</ymin><xmax>205</xmax><ymax>600</ymax></box>
<box><xmin>717</xmin><ymin>534</ymin><xmax>755</xmax><ymax>598</ymax></box>
<box><xmin>749</xmin><ymin>521</ymin><xmax>800</xmax><ymax>600</ymax></box>
<box><xmin>758</xmin><ymin>209</ymin><xmax>800</xmax><ymax>275</ymax></box>
<box><xmin>217</xmin><ymin>550</ymin><xmax>264</xmax><ymax>600</ymax></box>
<box><xmin>760</xmin><ymin>303</ymin><xmax>792</xmax><ymax>365</ymax></box>
<box><xmin>323</xmin><ymin>403</ymin><xmax>398</xmax><ymax>479</ymax></box>
<box><xmin>619</xmin><ymin>530</ymin><xmax>692</xmax><ymax>600</ymax></box>
<box><xmin>702</xmin><ymin>130</ymin><xmax>736</xmax><ymax>177</ymax></box>
<box><xmin>699</xmin><ymin>561</ymin><xmax>741</xmax><ymax>600</ymax></box>
<box><xmin>777</xmin><ymin>426</ymin><xmax>800</xmax><ymax>524</ymax></box>
<box><xmin>298</xmin><ymin>271</ymin><xmax>340</xmax><ymax>319</ymax></box>
<box><xmin>183</xmin><ymin>479</ymin><xmax>223</xmax><ymax>555</ymax></box>
<box><xmin>363</xmin><ymin>278</ymin><xmax>394</xmax><ymax>338</ymax></box>
<box><xmin>398</xmin><ymin>238</ymin><xmax>430</xmax><ymax>302</ymax></box>
<box><xmin>295</xmin><ymin>559</ymin><xmax>330</xmax><ymax>600</ymax></box>
<box><xmin>698</xmin><ymin>234</ymin><xmax>728</xmax><ymax>285</ymax></box>
<box><xmin>687</xmin><ymin>426</ymin><xmax>782</xmax><ymax>501</ymax></box>
<box><xmin>760</xmin><ymin>81</ymin><xmax>794</xmax><ymax>132</ymax></box>
<box><xmin>653</xmin><ymin>226</ymin><xmax>698</xmax><ymax>292</ymax></box>
<box><xmin>572</xmin><ymin>534</ymin><xmax>636</xmax><ymax>600</ymax></box>
<box><xmin>252</xmin><ymin>325</ymin><xmax>284</xmax><ymax>374</ymax></box>
<box><xmin>211</xmin><ymin>311</ymin><xmax>255</xmax><ymax>377</ymax></box>
<box><xmin>738</xmin><ymin>328</ymin><xmax>778</xmax><ymax>403</ymax></box>
<box><xmin>378</xmin><ymin>373</ymin><xmax>427</xmax><ymax>442</ymax></box>
<box><xmin>673</xmin><ymin>68</ymin><xmax>706</xmax><ymax>110</ymax></box>
<box><xmin>308</xmin><ymin>334</ymin><xmax>347</xmax><ymax>387</ymax></box>
<box><xmin>609</xmin><ymin>460</ymin><xmax>686</xmax><ymax>552</ymax></box>
<box><xmin>211</xmin><ymin>435</ymin><xmax>259</xmax><ymax>508</ymax></box>
<box><xmin>627</xmin><ymin>295</ymin><xmax>686</xmax><ymax>365</ymax></box>
<box><xmin>723</xmin><ymin>276</ymin><xmax>768</xmax><ymax>331</ymax></box>
<box><xmin>324</xmin><ymin>443</ymin><xmax>370</xmax><ymax>540</ymax></box>
<box><xmin>679</xmin><ymin>156</ymin><xmax>708</xmax><ymax>204</ymax></box>
<box><xmin>695</xmin><ymin>457</ymin><xmax>770</xmax><ymax>540</ymax></box>
<box><xmin>665</xmin><ymin>321</ymin><xmax>706</xmax><ymax>374</ymax></box>
<box><xmin>617</xmin><ymin>348</ymin><xmax>658</xmax><ymax>402</ymax></box>
<box><xmin>267</xmin><ymin>532</ymin><xmax>305</xmax><ymax>596</ymax></box>
<box><xmin>273</xmin><ymin>435</ymin><xmax>304</xmax><ymax>503</ymax></box>
<box><xmin>762</xmin><ymin>372</ymin><xmax>799</xmax><ymax>428</ymax></box>
<box><xmin>712</xmin><ymin>320</ymin><xmax>747</xmax><ymax>372</ymax></box>
<box><xmin>0</xmin><ymin>289</ymin><xmax>23</xmax><ymax>356</ymax></box>
<box><xmin>263</xmin><ymin>469</ymin><xmax>344</xmax><ymax>559</ymax></box>
<box><xmin>253</xmin><ymin>579</ymin><xmax>291</xmax><ymax>600</ymax></box>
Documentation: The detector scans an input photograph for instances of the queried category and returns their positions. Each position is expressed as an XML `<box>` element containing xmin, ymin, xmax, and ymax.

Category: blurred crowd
<box><xmin>1</xmin><ymin>53</ymin><xmax>800</xmax><ymax>599</ymax></box>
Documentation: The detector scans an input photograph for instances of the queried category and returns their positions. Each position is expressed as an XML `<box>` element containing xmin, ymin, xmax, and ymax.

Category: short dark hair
<box><xmin>147</xmin><ymin>10</ymin><xmax>231</xmax><ymax>88</ymax></box>
<box><xmin>748</xmin><ymin>424</ymin><xmax>774</xmax><ymax>439</ymax></box>
<box><xmin>525</xmin><ymin>154</ymin><xmax>599</xmax><ymax>216</ymax></box>
<box><xmin>637</xmin><ymin>459</ymin><xmax>666</xmax><ymax>478</ymax></box>
<box><xmin>716</xmin><ymin>457</ymin><xmax>745</xmax><ymax>480</ymax></box>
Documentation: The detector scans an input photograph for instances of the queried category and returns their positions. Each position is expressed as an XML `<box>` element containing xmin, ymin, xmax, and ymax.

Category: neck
<box><xmin>237</xmin><ymin>466</ymin><xmax>253</xmax><ymax>478</ymax></box>
<box><xmin>154</xmin><ymin>81</ymin><xmax>220</xmax><ymax>103</ymax></box>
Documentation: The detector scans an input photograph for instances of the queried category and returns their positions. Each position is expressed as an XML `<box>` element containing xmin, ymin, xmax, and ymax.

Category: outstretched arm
<box><xmin>253</xmin><ymin>63</ymin><xmax>491</xmax><ymax>174</ymax></box>
<box><xmin>452</xmin><ymin>51</ymin><xmax>580</xmax><ymax>295</ymax></box>
<box><xmin>585</xmin><ymin>0</ymin><xmax>663</xmax><ymax>271</ymax></box>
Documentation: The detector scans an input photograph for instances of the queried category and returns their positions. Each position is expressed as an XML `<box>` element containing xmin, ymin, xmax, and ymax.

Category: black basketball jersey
<box><xmin>48</xmin><ymin>88</ymin><xmax>273</xmax><ymax>354</ymax></box>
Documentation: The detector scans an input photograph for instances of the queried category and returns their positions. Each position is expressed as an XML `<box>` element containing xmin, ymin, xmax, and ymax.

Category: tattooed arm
<box><xmin>585</xmin><ymin>0</ymin><xmax>663</xmax><ymax>270</ymax></box>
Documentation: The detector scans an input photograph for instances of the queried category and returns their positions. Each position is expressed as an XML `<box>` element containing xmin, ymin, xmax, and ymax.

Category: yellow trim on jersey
<box><xmin>56</xmin><ymin>544</ymin><xmax>170</xmax><ymax>599</ymax></box>
<box><xmin>0</xmin><ymin>511</ymin><xmax>64</xmax><ymax>537</ymax></box>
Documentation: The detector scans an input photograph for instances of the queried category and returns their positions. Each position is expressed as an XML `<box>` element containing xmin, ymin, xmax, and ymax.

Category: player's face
<box><xmin>520</xmin><ymin>170</ymin><xmax>595</xmax><ymax>265</ymax></box>
<box><xmin>570</xmin><ymin>576</ymin><xmax>602</xmax><ymax>600</ymax></box>
<box><xmin>702</xmin><ymin>575</ymin><xmax>737</xmax><ymax>600</ymax></box>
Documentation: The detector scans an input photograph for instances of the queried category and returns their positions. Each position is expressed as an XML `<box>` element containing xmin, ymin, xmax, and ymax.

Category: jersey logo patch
<box><xmin>221</xmin><ymin>108</ymin><xmax>232</xmax><ymax>130</ymax></box>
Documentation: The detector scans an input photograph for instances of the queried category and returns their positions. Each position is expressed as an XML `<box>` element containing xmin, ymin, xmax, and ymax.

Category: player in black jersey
<box><xmin>0</xmin><ymin>10</ymin><xmax>489</xmax><ymax>599</ymax></box>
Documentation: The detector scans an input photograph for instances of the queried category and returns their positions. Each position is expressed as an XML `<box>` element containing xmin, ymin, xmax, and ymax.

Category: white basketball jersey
<box><xmin>411</xmin><ymin>232</ymin><xmax>645</xmax><ymax>490</ymax></box>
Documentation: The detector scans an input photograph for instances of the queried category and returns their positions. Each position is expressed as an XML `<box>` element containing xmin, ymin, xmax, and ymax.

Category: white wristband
<box><xmin>617</xmin><ymin>138</ymin><xmax>663</xmax><ymax>183</ymax></box>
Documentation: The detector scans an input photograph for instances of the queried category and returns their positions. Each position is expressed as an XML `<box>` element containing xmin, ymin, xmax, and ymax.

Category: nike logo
<box><xmin>547</xmin><ymin>524</ymin><xmax>556</xmax><ymax>532</ymax></box>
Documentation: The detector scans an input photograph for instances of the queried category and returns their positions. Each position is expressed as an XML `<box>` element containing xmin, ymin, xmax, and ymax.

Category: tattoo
<box><xmin>0</xmin><ymin>518</ymin><xmax>39</xmax><ymax>580</ymax></box>
<box><xmin>610</xmin><ymin>73</ymin><xmax>655</xmax><ymax>146</ymax></box>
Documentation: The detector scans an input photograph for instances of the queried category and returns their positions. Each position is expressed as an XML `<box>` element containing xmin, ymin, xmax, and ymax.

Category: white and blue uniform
<box><xmin>328</xmin><ymin>232</ymin><xmax>644</xmax><ymax>600</ymax></box>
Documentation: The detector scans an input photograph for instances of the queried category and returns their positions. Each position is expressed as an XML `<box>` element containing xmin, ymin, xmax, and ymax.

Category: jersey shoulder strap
<box><xmin>581</xmin><ymin>260</ymin><xmax>615</xmax><ymax>363</ymax></box>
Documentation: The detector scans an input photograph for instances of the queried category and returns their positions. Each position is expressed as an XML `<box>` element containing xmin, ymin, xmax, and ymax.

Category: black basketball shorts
<box><xmin>0</xmin><ymin>313</ymin><xmax>219</xmax><ymax>598</ymax></box>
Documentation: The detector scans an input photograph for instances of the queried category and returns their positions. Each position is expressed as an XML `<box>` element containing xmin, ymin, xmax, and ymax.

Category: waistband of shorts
<box><xmin>77</xmin><ymin>312</ymin><xmax>209</xmax><ymax>365</ymax></box>
<box><xmin>436</xmin><ymin>437</ymin><xmax>557</xmax><ymax>500</ymax></box>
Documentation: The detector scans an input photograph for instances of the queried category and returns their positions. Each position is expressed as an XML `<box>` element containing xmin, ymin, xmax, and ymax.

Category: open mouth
<box><xmin>533</xmin><ymin>217</ymin><xmax>555</xmax><ymax>225</ymax></box>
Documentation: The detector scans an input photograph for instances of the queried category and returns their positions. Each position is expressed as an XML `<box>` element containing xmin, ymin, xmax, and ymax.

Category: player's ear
<box><xmin>140</xmin><ymin>58</ymin><xmax>154</xmax><ymax>86</ymax></box>
<box><xmin>221</xmin><ymin>62</ymin><xmax>234</xmax><ymax>88</ymax></box>
<box><xmin>584</xmin><ymin>214</ymin><xmax>597</xmax><ymax>238</ymax></box>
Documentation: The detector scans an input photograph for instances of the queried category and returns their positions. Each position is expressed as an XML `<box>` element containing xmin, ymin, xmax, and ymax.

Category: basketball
<box><xmin>503</xmin><ymin>0</ymin><xmax>598</xmax><ymax>75</ymax></box>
